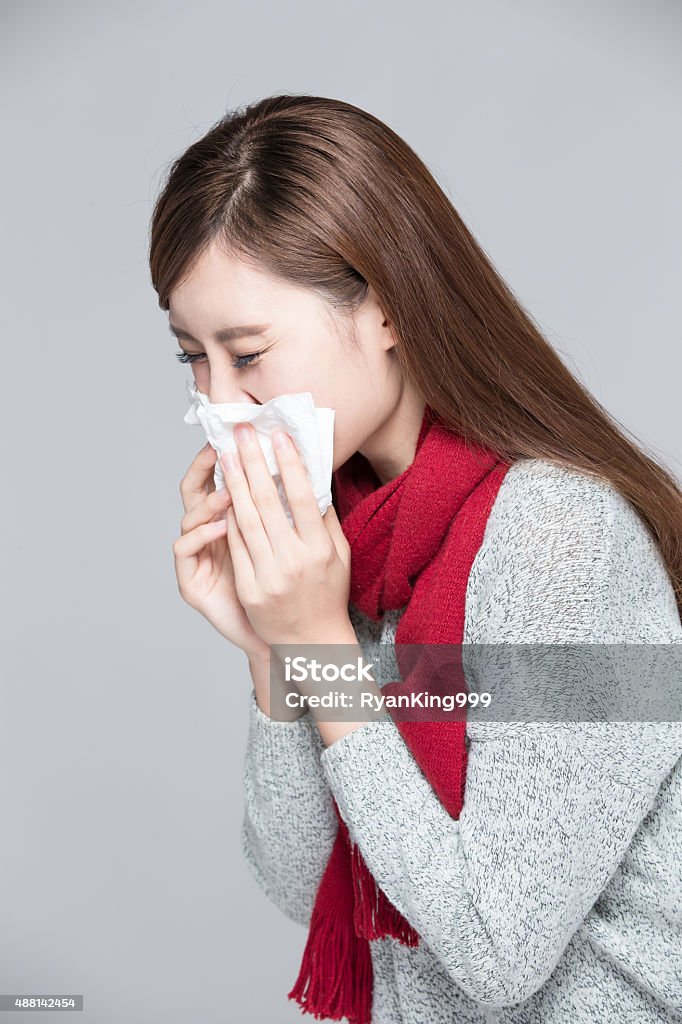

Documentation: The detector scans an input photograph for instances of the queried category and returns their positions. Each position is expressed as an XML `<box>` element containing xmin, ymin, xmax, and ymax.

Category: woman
<box><xmin>149</xmin><ymin>94</ymin><xmax>682</xmax><ymax>1023</ymax></box>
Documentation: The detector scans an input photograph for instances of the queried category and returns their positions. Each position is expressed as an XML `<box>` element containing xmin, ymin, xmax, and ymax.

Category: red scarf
<box><xmin>288</xmin><ymin>405</ymin><xmax>512</xmax><ymax>1023</ymax></box>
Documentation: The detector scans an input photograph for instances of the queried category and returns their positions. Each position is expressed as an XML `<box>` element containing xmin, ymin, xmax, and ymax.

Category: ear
<box><xmin>365</xmin><ymin>284</ymin><xmax>397</xmax><ymax>351</ymax></box>
<box><xmin>379</xmin><ymin>312</ymin><xmax>399</xmax><ymax>355</ymax></box>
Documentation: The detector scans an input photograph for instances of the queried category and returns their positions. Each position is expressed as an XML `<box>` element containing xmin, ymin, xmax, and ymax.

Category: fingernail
<box><xmin>234</xmin><ymin>422</ymin><xmax>252</xmax><ymax>445</ymax></box>
<box><xmin>273</xmin><ymin>429</ymin><xmax>290</xmax><ymax>450</ymax></box>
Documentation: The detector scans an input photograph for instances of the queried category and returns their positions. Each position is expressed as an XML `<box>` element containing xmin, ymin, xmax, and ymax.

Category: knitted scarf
<box><xmin>288</xmin><ymin>405</ymin><xmax>513</xmax><ymax>1024</ymax></box>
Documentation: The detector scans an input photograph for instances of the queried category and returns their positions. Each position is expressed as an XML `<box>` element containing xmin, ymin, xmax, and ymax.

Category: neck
<box><xmin>359</xmin><ymin>387</ymin><xmax>427</xmax><ymax>487</ymax></box>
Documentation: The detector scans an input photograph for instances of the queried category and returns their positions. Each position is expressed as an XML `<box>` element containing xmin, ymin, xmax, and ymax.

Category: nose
<box><xmin>204</xmin><ymin>372</ymin><xmax>259</xmax><ymax>407</ymax></box>
<box><xmin>191</xmin><ymin>350</ymin><xmax>261</xmax><ymax>405</ymax></box>
<box><xmin>208</xmin><ymin>384</ymin><xmax>257</xmax><ymax>405</ymax></box>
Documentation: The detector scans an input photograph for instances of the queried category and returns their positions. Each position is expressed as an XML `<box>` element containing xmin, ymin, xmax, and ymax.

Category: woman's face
<box><xmin>168</xmin><ymin>241</ymin><xmax>406</xmax><ymax>473</ymax></box>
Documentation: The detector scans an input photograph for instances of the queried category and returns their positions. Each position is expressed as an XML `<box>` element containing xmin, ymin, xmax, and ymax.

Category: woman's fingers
<box><xmin>181</xmin><ymin>484</ymin><xmax>232</xmax><ymax>535</ymax></box>
<box><xmin>225</xmin><ymin>503</ymin><xmax>256</xmax><ymax>592</ymax></box>
<box><xmin>219</xmin><ymin>441</ymin><xmax>279</xmax><ymax>576</ymax></box>
<box><xmin>180</xmin><ymin>442</ymin><xmax>219</xmax><ymax>514</ymax></box>
<box><xmin>172</xmin><ymin>518</ymin><xmax>228</xmax><ymax>590</ymax></box>
<box><xmin>272</xmin><ymin>430</ymin><xmax>329</xmax><ymax>539</ymax></box>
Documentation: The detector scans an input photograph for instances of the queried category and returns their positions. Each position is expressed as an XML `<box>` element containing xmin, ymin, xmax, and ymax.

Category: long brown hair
<box><xmin>148</xmin><ymin>93</ymin><xmax>682</xmax><ymax>619</ymax></box>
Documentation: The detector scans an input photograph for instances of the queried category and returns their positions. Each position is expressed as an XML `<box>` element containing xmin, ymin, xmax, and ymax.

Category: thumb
<box><xmin>323</xmin><ymin>503</ymin><xmax>350</xmax><ymax>560</ymax></box>
<box><xmin>323</xmin><ymin>501</ymin><xmax>342</xmax><ymax>526</ymax></box>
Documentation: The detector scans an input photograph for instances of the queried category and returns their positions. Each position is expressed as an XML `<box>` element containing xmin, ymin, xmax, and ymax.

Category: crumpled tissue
<box><xmin>183</xmin><ymin>379</ymin><xmax>336</xmax><ymax>528</ymax></box>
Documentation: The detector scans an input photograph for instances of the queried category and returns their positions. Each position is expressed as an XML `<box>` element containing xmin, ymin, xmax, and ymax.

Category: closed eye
<box><xmin>175</xmin><ymin>350</ymin><xmax>262</xmax><ymax>370</ymax></box>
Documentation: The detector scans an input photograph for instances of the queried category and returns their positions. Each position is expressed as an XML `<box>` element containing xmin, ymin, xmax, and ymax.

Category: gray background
<box><xmin>1</xmin><ymin>1</ymin><xmax>680</xmax><ymax>1021</ymax></box>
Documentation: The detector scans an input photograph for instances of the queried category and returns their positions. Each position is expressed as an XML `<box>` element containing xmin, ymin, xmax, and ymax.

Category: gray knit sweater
<box><xmin>241</xmin><ymin>458</ymin><xmax>682</xmax><ymax>1023</ymax></box>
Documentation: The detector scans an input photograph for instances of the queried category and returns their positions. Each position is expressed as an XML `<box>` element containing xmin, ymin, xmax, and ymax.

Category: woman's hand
<box><xmin>221</xmin><ymin>423</ymin><xmax>352</xmax><ymax>649</ymax></box>
<box><xmin>172</xmin><ymin>442</ymin><xmax>271</xmax><ymax>664</ymax></box>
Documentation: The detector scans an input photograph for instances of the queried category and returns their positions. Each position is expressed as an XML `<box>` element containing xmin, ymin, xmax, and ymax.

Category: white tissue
<box><xmin>183</xmin><ymin>379</ymin><xmax>336</xmax><ymax>528</ymax></box>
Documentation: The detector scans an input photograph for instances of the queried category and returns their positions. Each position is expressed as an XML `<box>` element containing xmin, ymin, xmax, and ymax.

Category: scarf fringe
<box><xmin>351</xmin><ymin>841</ymin><xmax>420</xmax><ymax>946</ymax></box>
<box><xmin>288</xmin><ymin>895</ymin><xmax>373</xmax><ymax>1024</ymax></box>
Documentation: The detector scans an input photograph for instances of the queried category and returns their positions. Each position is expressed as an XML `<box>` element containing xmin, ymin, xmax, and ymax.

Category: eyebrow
<box><xmin>168</xmin><ymin>321</ymin><xmax>271</xmax><ymax>344</ymax></box>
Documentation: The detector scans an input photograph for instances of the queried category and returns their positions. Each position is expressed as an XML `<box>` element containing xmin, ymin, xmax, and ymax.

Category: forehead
<box><xmin>169</xmin><ymin>246</ymin><xmax>271</xmax><ymax>313</ymax></box>
<box><xmin>168</xmin><ymin>243</ymin><xmax>333</xmax><ymax>333</ymax></box>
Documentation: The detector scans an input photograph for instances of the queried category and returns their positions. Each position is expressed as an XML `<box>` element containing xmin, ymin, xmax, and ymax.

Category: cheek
<box><xmin>261</xmin><ymin>354</ymin><xmax>355</xmax><ymax>407</ymax></box>
<box><xmin>264</xmin><ymin>367</ymin><xmax>314</xmax><ymax>400</ymax></box>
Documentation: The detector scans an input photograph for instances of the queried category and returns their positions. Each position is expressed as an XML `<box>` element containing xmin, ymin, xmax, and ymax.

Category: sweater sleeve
<box><xmin>319</xmin><ymin>463</ymin><xmax>682</xmax><ymax>1008</ymax></box>
<box><xmin>241</xmin><ymin>689</ymin><xmax>338</xmax><ymax>927</ymax></box>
